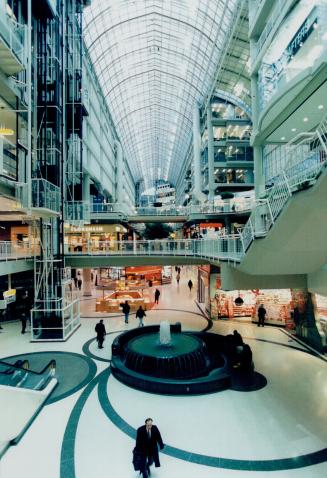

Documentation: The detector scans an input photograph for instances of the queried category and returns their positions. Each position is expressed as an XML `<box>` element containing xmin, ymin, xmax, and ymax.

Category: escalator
<box><xmin>0</xmin><ymin>358</ymin><xmax>58</xmax><ymax>458</ymax></box>
<box><xmin>0</xmin><ymin>358</ymin><xmax>56</xmax><ymax>390</ymax></box>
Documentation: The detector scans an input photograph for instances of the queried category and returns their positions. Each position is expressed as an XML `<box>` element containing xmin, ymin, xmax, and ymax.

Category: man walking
<box><xmin>121</xmin><ymin>300</ymin><xmax>130</xmax><ymax>324</ymax></box>
<box><xmin>135</xmin><ymin>418</ymin><xmax>164</xmax><ymax>478</ymax></box>
<box><xmin>188</xmin><ymin>279</ymin><xmax>193</xmax><ymax>292</ymax></box>
<box><xmin>257</xmin><ymin>304</ymin><xmax>267</xmax><ymax>327</ymax></box>
<box><xmin>136</xmin><ymin>305</ymin><xmax>146</xmax><ymax>327</ymax></box>
<box><xmin>95</xmin><ymin>319</ymin><xmax>106</xmax><ymax>348</ymax></box>
<box><xmin>21</xmin><ymin>290</ymin><xmax>30</xmax><ymax>334</ymax></box>
<box><xmin>154</xmin><ymin>288</ymin><xmax>160</xmax><ymax>304</ymax></box>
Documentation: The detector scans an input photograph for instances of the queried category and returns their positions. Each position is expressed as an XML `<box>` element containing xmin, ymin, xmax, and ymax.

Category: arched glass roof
<box><xmin>84</xmin><ymin>0</ymin><xmax>238</xmax><ymax>188</ymax></box>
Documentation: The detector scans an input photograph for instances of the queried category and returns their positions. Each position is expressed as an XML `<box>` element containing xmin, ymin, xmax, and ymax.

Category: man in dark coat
<box><xmin>95</xmin><ymin>319</ymin><xmax>106</xmax><ymax>348</ymax></box>
<box><xmin>257</xmin><ymin>304</ymin><xmax>267</xmax><ymax>327</ymax></box>
<box><xmin>154</xmin><ymin>289</ymin><xmax>160</xmax><ymax>304</ymax></box>
<box><xmin>135</xmin><ymin>418</ymin><xmax>164</xmax><ymax>477</ymax></box>
<box><xmin>121</xmin><ymin>300</ymin><xmax>130</xmax><ymax>324</ymax></box>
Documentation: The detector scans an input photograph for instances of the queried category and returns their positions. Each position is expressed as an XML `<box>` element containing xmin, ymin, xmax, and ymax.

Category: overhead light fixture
<box><xmin>303</xmin><ymin>117</ymin><xmax>309</xmax><ymax>122</ymax></box>
<box><xmin>0</xmin><ymin>127</ymin><xmax>14</xmax><ymax>136</ymax></box>
<box><xmin>281</xmin><ymin>136</ymin><xmax>286</xmax><ymax>140</ymax></box>
<box><xmin>318</xmin><ymin>105</ymin><xmax>324</xmax><ymax>110</ymax></box>
<box><xmin>291</xmin><ymin>128</ymin><xmax>297</xmax><ymax>132</ymax></box>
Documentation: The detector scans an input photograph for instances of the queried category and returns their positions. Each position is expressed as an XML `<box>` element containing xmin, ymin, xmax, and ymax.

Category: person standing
<box><xmin>136</xmin><ymin>305</ymin><xmax>146</xmax><ymax>327</ymax></box>
<box><xmin>95</xmin><ymin>319</ymin><xmax>106</xmax><ymax>348</ymax></box>
<box><xmin>77</xmin><ymin>278</ymin><xmax>82</xmax><ymax>290</ymax></box>
<box><xmin>135</xmin><ymin>418</ymin><xmax>164</xmax><ymax>478</ymax></box>
<box><xmin>188</xmin><ymin>279</ymin><xmax>193</xmax><ymax>292</ymax></box>
<box><xmin>257</xmin><ymin>304</ymin><xmax>267</xmax><ymax>327</ymax></box>
<box><xmin>21</xmin><ymin>290</ymin><xmax>30</xmax><ymax>334</ymax></box>
<box><xmin>176</xmin><ymin>272</ymin><xmax>180</xmax><ymax>285</ymax></box>
<box><xmin>121</xmin><ymin>300</ymin><xmax>130</xmax><ymax>324</ymax></box>
<box><xmin>154</xmin><ymin>289</ymin><xmax>160</xmax><ymax>304</ymax></box>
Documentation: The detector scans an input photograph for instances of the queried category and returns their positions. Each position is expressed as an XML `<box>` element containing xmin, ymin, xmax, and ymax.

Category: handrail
<box><xmin>0</xmin><ymin>359</ymin><xmax>56</xmax><ymax>377</ymax></box>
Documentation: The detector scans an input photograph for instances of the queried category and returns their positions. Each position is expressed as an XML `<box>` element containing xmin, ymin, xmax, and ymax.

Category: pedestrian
<box><xmin>176</xmin><ymin>272</ymin><xmax>180</xmax><ymax>285</ymax></box>
<box><xmin>154</xmin><ymin>288</ymin><xmax>160</xmax><ymax>304</ymax></box>
<box><xmin>257</xmin><ymin>304</ymin><xmax>267</xmax><ymax>327</ymax></box>
<box><xmin>188</xmin><ymin>279</ymin><xmax>193</xmax><ymax>292</ymax></box>
<box><xmin>21</xmin><ymin>290</ymin><xmax>30</xmax><ymax>334</ymax></box>
<box><xmin>136</xmin><ymin>305</ymin><xmax>146</xmax><ymax>327</ymax></box>
<box><xmin>121</xmin><ymin>300</ymin><xmax>130</xmax><ymax>324</ymax></box>
<box><xmin>95</xmin><ymin>319</ymin><xmax>106</xmax><ymax>348</ymax></box>
<box><xmin>74</xmin><ymin>276</ymin><xmax>78</xmax><ymax>289</ymax></box>
<box><xmin>77</xmin><ymin>278</ymin><xmax>82</xmax><ymax>290</ymax></box>
<box><xmin>177</xmin><ymin>267</ymin><xmax>181</xmax><ymax>274</ymax></box>
<box><xmin>148</xmin><ymin>279</ymin><xmax>153</xmax><ymax>288</ymax></box>
<box><xmin>135</xmin><ymin>418</ymin><xmax>164</xmax><ymax>478</ymax></box>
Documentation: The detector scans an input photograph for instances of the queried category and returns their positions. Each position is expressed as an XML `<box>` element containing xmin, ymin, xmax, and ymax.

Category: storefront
<box><xmin>210</xmin><ymin>274</ymin><xmax>295</xmax><ymax>327</ymax></box>
<box><xmin>64</xmin><ymin>224</ymin><xmax>130</xmax><ymax>252</ymax></box>
<box><xmin>96</xmin><ymin>265</ymin><xmax>172</xmax><ymax>290</ymax></box>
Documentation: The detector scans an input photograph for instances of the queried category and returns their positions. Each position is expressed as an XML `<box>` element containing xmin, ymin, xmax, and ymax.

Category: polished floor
<box><xmin>1</xmin><ymin>269</ymin><xmax>327</xmax><ymax>478</ymax></box>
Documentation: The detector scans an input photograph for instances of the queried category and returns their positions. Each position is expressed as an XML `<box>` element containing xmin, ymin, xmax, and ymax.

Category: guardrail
<box><xmin>65</xmin><ymin>201</ymin><xmax>90</xmax><ymax>224</ymax></box>
<box><xmin>32</xmin><ymin>179</ymin><xmax>61</xmax><ymax>213</ymax></box>
<box><xmin>91</xmin><ymin>199</ymin><xmax>254</xmax><ymax>217</ymax></box>
<box><xmin>66</xmin><ymin>238</ymin><xmax>243</xmax><ymax>262</ymax></box>
<box><xmin>0</xmin><ymin>242</ymin><xmax>36</xmax><ymax>261</ymax></box>
<box><xmin>0</xmin><ymin>13</ymin><xmax>25</xmax><ymax>66</ymax></box>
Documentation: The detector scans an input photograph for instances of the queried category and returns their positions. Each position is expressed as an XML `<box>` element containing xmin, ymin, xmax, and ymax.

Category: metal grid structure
<box><xmin>84</xmin><ymin>0</ymin><xmax>238</xmax><ymax>189</ymax></box>
<box><xmin>211</xmin><ymin>2</ymin><xmax>251</xmax><ymax>113</ymax></box>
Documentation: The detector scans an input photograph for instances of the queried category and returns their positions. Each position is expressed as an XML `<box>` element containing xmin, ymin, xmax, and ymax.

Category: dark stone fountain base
<box><xmin>111</xmin><ymin>324</ymin><xmax>267</xmax><ymax>395</ymax></box>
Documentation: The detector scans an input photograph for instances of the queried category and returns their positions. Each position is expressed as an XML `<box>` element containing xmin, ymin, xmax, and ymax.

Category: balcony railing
<box><xmin>0</xmin><ymin>241</ymin><xmax>37</xmax><ymax>261</ymax></box>
<box><xmin>65</xmin><ymin>201</ymin><xmax>90</xmax><ymax>224</ymax></box>
<box><xmin>90</xmin><ymin>199</ymin><xmax>254</xmax><ymax>217</ymax></box>
<box><xmin>32</xmin><ymin>178</ymin><xmax>61</xmax><ymax>213</ymax></box>
<box><xmin>66</xmin><ymin>238</ymin><xmax>244</xmax><ymax>262</ymax></box>
<box><xmin>0</xmin><ymin>13</ymin><xmax>25</xmax><ymax>67</ymax></box>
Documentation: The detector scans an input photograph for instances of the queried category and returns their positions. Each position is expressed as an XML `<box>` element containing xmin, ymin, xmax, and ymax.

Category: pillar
<box><xmin>83</xmin><ymin>269</ymin><xmax>92</xmax><ymax>297</ymax></box>
<box><xmin>207</xmin><ymin>104</ymin><xmax>215</xmax><ymax>201</ymax></box>
<box><xmin>192</xmin><ymin>104</ymin><xmax>205</xmax><ymax>204</ymax></box>
<box><xmin>250</xmin><ymin>39</ymin><xmax>265</xmax><ymax>199</ymax></box>
<box><xmin>115</xmin><ymin>140</ymin><xmax>123</xmax><ymax>207</ymax></box>
<box><xmin>83</xmin><ymin>171</ymin><xmax>90</xmax><ymax>204</ymax></box>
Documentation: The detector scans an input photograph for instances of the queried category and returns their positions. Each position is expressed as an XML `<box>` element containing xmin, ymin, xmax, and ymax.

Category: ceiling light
<box><xmin>0</xmin><ymin>127</ymin><xmax>14</xmax><ymax>135</ymax></box>
<box><xmin>291</xmin><ymin>128</ymin><xmax>296</xmax><ymax>132</ymax></box>
<box><xmin>318</xmin><ymin>105</ymin><xmax>324</xmax><ymax>110</ymax></box>
<box><xmin>303</xmin><ymin>117</ymin><xmax>308</xmax><ymax>122</ymax></box>
<box><xmin>281</xmin><ymin>136</ymin><xmax>286</xmax><ymax>140</ymax></box>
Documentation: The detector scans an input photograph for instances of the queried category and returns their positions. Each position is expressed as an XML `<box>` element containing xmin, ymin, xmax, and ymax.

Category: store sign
<box><xmin>68</xmin><ymin>226</ymin><xmax>104</xmax><ymax>232</ymax></box>
<box><xmin>3</xmin><ymin>289</ymin><xmax>16</xmax><ymax>305</ymax></box>
<box><xmin>286</xmin><ymin>10</ymin><xmax>317</xmax><ymax>61</ymax></box>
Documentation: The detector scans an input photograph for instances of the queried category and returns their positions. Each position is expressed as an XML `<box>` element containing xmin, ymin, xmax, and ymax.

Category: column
<box><xmin>115</xmin><ymin>140</ymin><xmax>123</xmax><ymax>207</ymax></box>
<box><xmin>250</xmin><ymin>39</ymin><xmax>265</xmax><ymax>199</ymax></box>
<box><xmin>83</xmin><ymin>171</ymin><xmax>91</xmax><ymax>220</ymax></box>
<box><xmin>83</xmin><ymin>269</ymin><xmax>92</xmax><ymax>297</ymax></box>
<box><xmin>207</xmin><ymin>104</ymin><xmax>215</xmax><ymax>201</ymax></box>
<box><xmin>193</xmin><ymin>104</ymin><xmax>204</xmax><ymax>204</ymax></box>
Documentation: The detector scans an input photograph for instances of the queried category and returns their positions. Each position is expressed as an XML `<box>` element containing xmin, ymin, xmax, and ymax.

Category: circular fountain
<box><xmin>111</xmin><ymin>322</ymin><xmax>265</xmax><ymax>395</ymax></box>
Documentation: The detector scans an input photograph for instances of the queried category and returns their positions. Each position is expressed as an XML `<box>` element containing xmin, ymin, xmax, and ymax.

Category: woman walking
<box><xmin>136</xmin><ymin>305</ymin><xmax>146</xmax><ymax>327</ymax></box>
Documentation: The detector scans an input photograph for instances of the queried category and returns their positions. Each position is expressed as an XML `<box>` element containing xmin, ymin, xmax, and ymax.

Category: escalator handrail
<box><xmin>0</xmin><ymin>359</ymin><xmax>56</xmax><ymax>376</ymax></box>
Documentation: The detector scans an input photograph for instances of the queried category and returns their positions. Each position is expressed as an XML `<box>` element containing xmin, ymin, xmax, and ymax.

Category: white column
<box><xmin>207</xmin><ymin>105</ymin><xmax>215</xmax><ymax>201</ymax></box>
<box><xmin>250</xmin><ymin>39</ymin><xmax>265</xmax><ymax>199</ymax></box>
<box><xmin>27</xmin><ymin>0</ymin><xmax>32</xmax><ymax>210</ymax></box>
<box><xmin>193</xmin><ymin>104</ymin><xmax>205</xmax><ymax>204</ymax></box>
<box><xmin>83</xmin><ymin>269</ymin><xmax>92</xmax><ymax>297</ymax></box>
<box><xmin>115</xmin><ymin>140</ymin><xmax>123</xmax><ymax>207</ymax></box>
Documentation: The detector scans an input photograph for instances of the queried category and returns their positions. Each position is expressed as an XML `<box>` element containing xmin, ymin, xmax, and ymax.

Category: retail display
<box><xmin>96</xmin><ymin>290</ymin><xmax>152</xmax><ymax>312</ymax></box>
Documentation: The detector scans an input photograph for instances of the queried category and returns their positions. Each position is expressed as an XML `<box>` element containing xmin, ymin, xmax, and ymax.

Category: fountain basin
<box><xmin>125</xmin><ymin>333</ymin><xmax>210</xmax><ymax>379</ymax></box>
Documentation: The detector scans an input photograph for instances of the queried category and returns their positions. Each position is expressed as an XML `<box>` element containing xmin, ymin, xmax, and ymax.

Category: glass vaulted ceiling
<box><xmin>84</xmin><ymin>0</ymin><xmax>238</xmax><ymax>188</ymax></box>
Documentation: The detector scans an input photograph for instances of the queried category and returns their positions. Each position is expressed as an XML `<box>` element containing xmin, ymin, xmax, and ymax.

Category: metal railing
<box><xmin>32</xmin><ymin>178</ymin><xmax>61</xmax><ymax>213</ymax></box>
<box><xmin>66</xmin><ymin>238</ymin><xmax>243</xmax><ymax>262</ymax></box>
<box><xmin>65</xmin><ymin>201</ymin><xmax>90</xmax><ymax>224</ymax></box>
<box><xmin>90</xmin><ymin>199</ymin><xmax>254</xmax><ymax>217</ymax></box>
<box><xmin>0</xmin><ymin>241</ymin><xmax>37</xmax><ymax>261</ymax></box>
<box><xmin>0</xmin><ymin>13</ymin><xmax>25</xmax><ymax>66</ymax></box>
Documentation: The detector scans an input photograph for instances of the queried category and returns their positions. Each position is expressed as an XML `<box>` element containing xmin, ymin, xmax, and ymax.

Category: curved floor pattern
<box><xmin>60</xmin><ymin>364</ymin><xmax>327</xmax><ymax>475</ymax></box>
<box><xmin>2</xmin><ymin>351</ymin><xmax>97</xmax><ymax>404</ymax></box>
